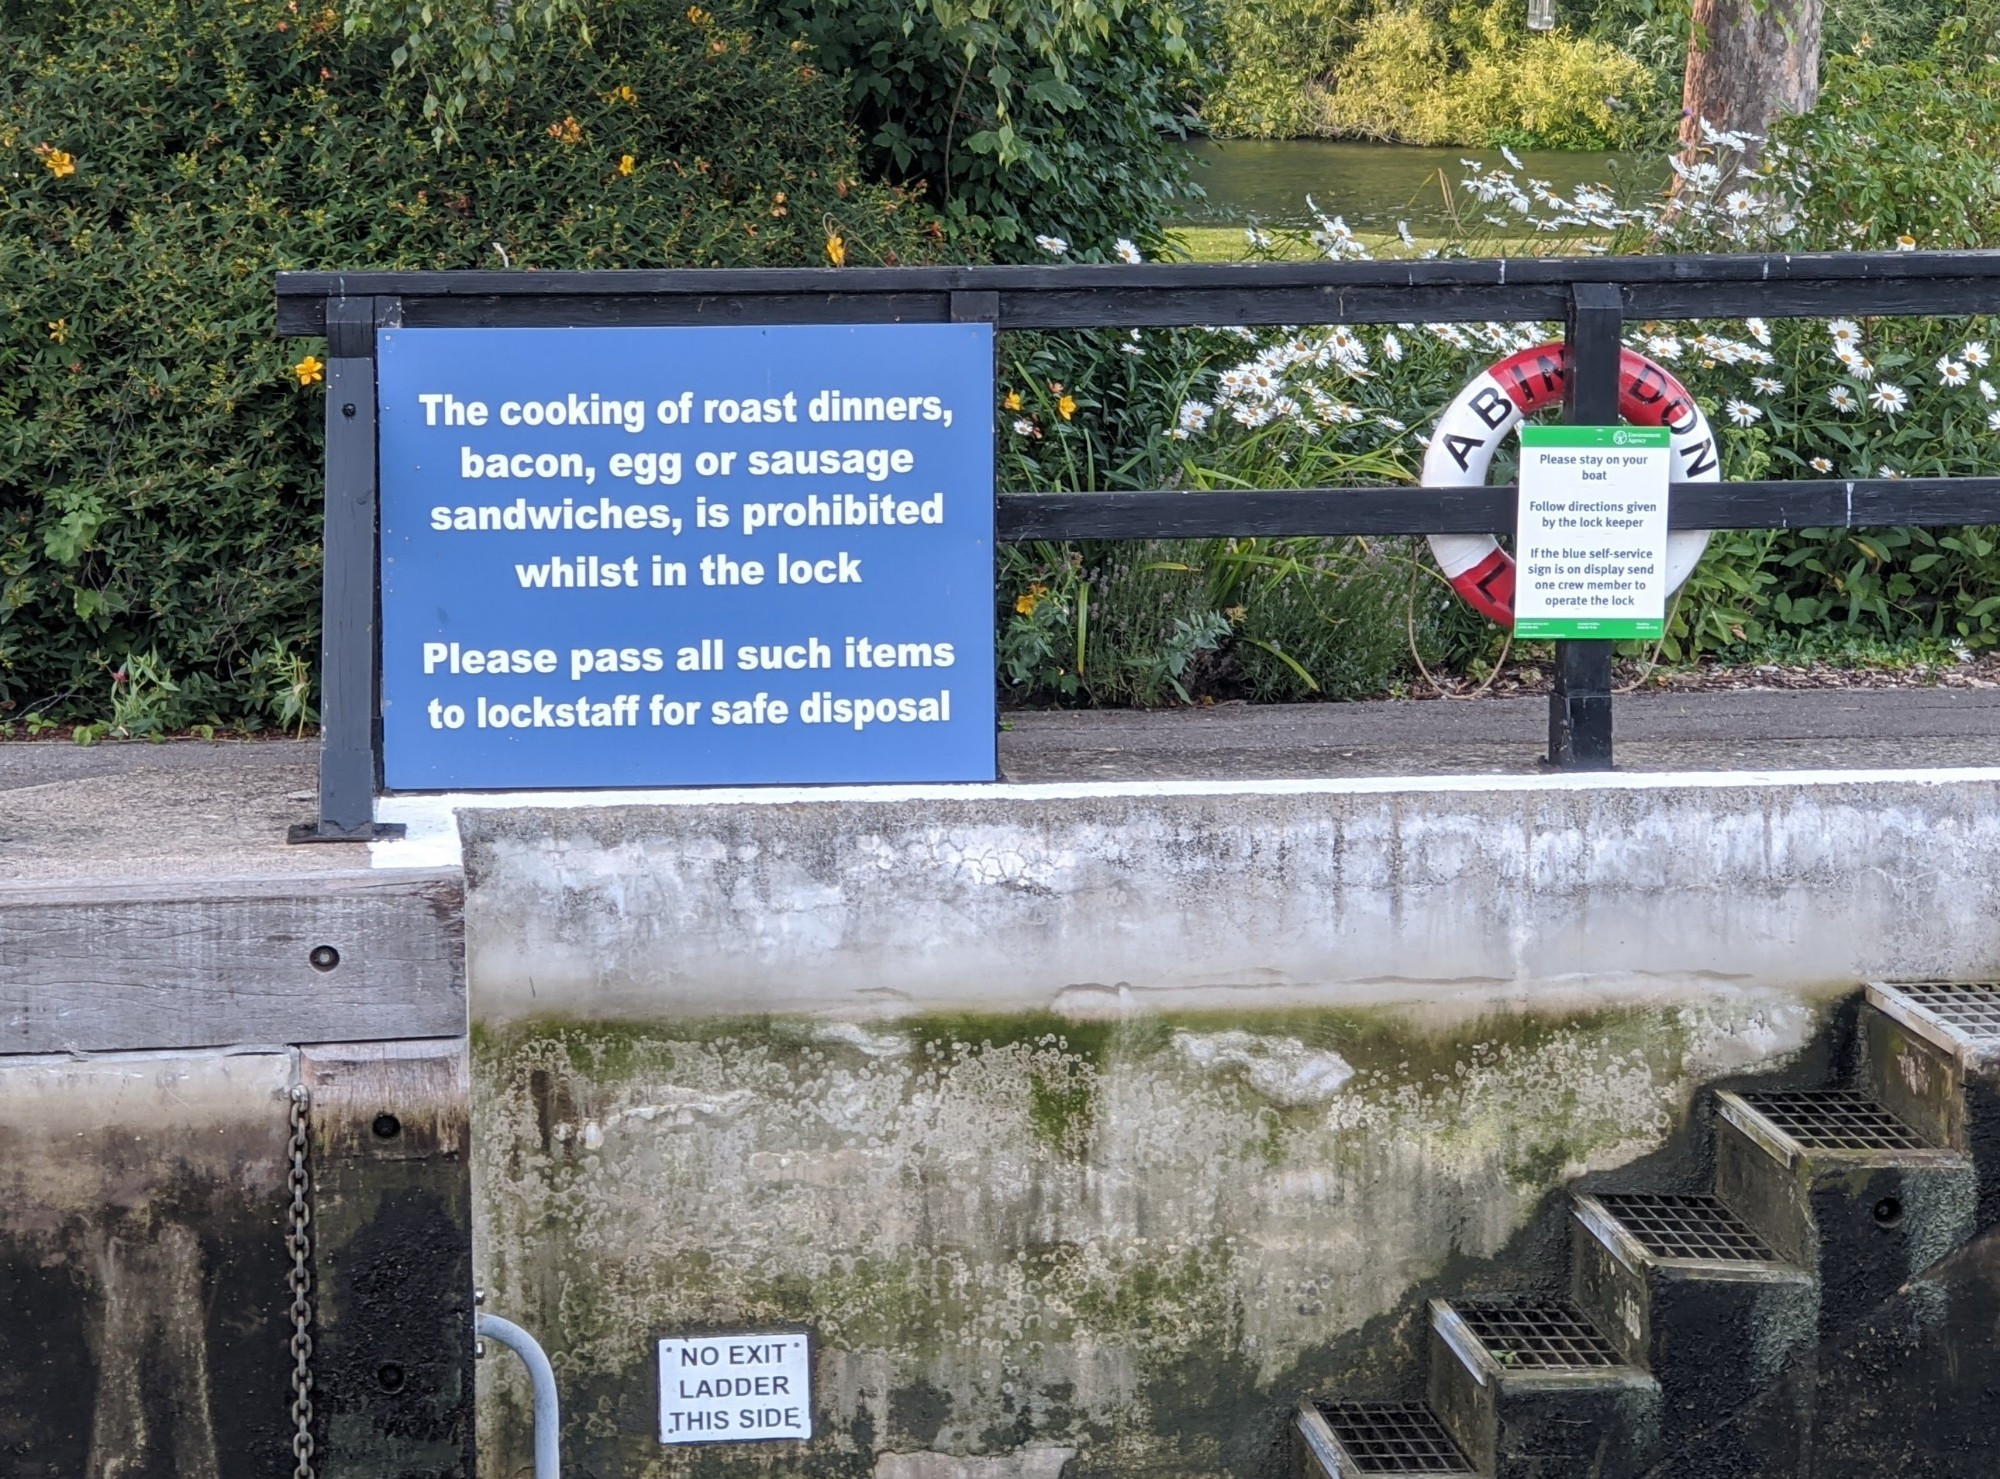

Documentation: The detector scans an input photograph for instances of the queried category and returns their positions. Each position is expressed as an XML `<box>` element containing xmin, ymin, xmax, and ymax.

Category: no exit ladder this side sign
<box><xmin>658</xmin><ymin>1332</ymin><xmax>811</xmax><ymax>1444</ymax></box>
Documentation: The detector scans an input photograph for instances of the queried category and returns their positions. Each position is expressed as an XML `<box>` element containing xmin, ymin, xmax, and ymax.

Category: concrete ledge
<box><xmin>460</xmin><ymin>774</ymin><xmax>2000</xmax><ymax>1024</ymax></box>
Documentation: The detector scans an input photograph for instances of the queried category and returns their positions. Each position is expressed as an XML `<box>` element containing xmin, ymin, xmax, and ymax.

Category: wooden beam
<box><xmin>303</xmin><ymin>1039</ymin><xmax>475</xmax><ymax>1479</ymax></box>
<box><xmin>0</xmin><ymin>871</ymin><xmax>465</xmax><ymax>1055</ymax></box>
<box><xmin>994</xmin><ymin>479</ymin><xmax>2000</xmax><ymax>541</ymax></box>
<box><xmin>0</xmin><ymin>1049</ymin><xmax>299</xmax><ymax>1474</ymax></box>
<box><xmin>276</xmin><ymin>251</ymin><xmax>2000</xmax><ymax>335</ymax></box>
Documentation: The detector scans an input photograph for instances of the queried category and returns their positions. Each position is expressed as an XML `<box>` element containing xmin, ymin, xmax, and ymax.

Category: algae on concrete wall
<box><xmin>472</xmin><ymin>995</ymin><xmax>1829</xmax><ymax>1478</ymax></box>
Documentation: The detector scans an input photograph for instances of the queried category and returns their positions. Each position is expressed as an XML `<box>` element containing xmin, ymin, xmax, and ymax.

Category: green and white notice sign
<box><xmin>1515</xmin><ymin>425</ymin><xmax>1672</xmax><ymax>640</ymax></box>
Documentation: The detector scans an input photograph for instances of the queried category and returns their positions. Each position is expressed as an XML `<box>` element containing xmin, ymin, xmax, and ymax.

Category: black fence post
<box><xmin>292</xmin><ymin>296</ymin><xmax>404</xmax><ymax>843</ymax></box>
<box><xmin>1549</xmin><ymin>283</ymin><xmax>1623</xmax><ymax>771</ymax></box>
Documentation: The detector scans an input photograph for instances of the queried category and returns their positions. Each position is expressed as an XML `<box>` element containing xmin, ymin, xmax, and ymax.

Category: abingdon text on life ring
<box><xmin>1418</xmin><ymin>344</ymin><xmax>1720</xmax><ymax>627</ymax></box>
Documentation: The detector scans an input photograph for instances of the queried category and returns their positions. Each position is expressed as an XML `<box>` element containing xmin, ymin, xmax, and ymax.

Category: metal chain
<box><xmin>287</xmin><ymin>1082</ymin><xmax>317</xmax><ymax>1479</ymax></box>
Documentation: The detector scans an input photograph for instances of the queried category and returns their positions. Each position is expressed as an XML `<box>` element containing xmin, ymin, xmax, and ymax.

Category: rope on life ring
<box><xmin>1419</xmin><ymin>344</ymin><xmax>1720</xmax><ymax>627</ymax></box>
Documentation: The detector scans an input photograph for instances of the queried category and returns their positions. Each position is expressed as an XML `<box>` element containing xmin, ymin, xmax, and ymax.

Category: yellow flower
<box><xmin>293</xmin><ymin>354</ymin><xmax>325</xmax><ymax>387</ymax></box>
<box><xmin>826</xmin><ymin>232</ymin><xmax>846</xmax><ymax>267</ymax></box>
<box><xmin>618</xmin><ymin>154</ymin><xmax>636</xmax><ymax>177</ymax></box>
<box><xmin>47</xmin><ymin>318</ymin><xmax>69</xmax><ymax>344</ymax></box>
<box><xmin>687</xmin><ymin>4</ymin><xmax>712</xmax><ymax>21</ymax></box>
<box><xmin>546</xmin><ymin>116</ymin><xmax>584</xmax><ymax>146</ymax></box>
<box><xmin>601</xmin><ymin>84</ymin><xmax>638</xmax><ymax>105</ymax></box>
<box><xmin>1056</xmin><ymin>394</ymin><xmax>1077</xmax><ymax>421</ymax></box>
<box><xmin>1015</xmin><ymin>584</ymin><xmax>1049</xmax><ymax>617</ymax></box>
<box><xmin>1003</xmin><ymin>390</ymin><xmax>1022</xmax><ymax>412</ymax></box>
<box><xmin>44</xmin><ymin>148</ymin><xmax>75</xmax><ymax>179</ymax></box>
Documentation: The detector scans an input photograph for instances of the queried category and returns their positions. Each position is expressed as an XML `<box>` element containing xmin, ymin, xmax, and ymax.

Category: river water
<box><xmin>1174</xmin><ymin>139</ymin><xmax>1665</xmax><ymax>232</ymax></box>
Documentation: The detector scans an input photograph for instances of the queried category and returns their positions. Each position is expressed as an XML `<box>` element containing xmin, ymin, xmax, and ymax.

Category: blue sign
<box><xmin>377</xmin><ymin>324</ymin><xmax>996</xmax><ymax>789</ymax></box>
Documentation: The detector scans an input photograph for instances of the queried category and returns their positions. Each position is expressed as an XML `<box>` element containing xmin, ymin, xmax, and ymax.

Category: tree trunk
<box><xmin>1680</xmin><ymin>0</ymin><xmax>1824</xmax><ymax>167</ymax></box>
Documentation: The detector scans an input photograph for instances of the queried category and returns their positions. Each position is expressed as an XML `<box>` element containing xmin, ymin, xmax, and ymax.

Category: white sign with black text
<box><xmin>658</xmin><ymin>1332</ymin><xmax>812</xmax><ymax>1444</ymax></box>
<box><xmin>1514</xmin><ymin>424</ymin><xmax>1674</xmax><ymax>641</ymax></box>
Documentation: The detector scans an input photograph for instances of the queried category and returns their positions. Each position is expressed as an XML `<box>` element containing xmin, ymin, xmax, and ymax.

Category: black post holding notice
<box><xmin>291</xmin><ymin>295</ymin><xmax>405</xmax><ymax>842</ymax></box>
<box><xmin>1550</xmin><ymin>283</ymin><xmax>1623</xmax><ymax>770</ymax></box>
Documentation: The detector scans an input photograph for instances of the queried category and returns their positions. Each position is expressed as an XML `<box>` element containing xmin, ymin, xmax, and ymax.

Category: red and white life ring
<box><xmin>1419</xmin><ymin>344</ymin><xmax>1720</xmax><ymax>627</ymax></box>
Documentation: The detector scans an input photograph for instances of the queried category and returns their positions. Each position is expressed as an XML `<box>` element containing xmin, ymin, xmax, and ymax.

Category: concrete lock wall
<box><xmin>461</xmin><ymin>775</ymin><xmax>2000</xmax><ymax>1477</ymax></box>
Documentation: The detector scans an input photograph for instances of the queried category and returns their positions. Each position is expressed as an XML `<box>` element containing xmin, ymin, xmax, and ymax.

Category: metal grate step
<box><xmin>1592</xmin><ymin>1191</ymin><xmax>1777</xmax><ymax>1262</ymax></box>
<box><xmin>1874</xmin><ymin>981</ymin><xmax>2000</xmax><ymax>1042</ymax></box>
<box><xmin>1736</xmin><ymin>1088</ymin><xmax>1933</xmax><ymax>1153</ymax></box>
<box><xmin>1447</xmin><ymin>1298</ymin><xmax>1620</xmax><ymax>1369</ymax></box>
<box><xmin>1315</xmin><ymin>1402</ymin><xmax>1475</xmax><ymax>1475</ymax></box>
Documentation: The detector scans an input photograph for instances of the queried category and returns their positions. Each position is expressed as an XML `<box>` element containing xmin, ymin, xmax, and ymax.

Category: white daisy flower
<box><xmin>1868</xmin><ymin>382</ymin><xmax>1909</xmax><ymax>414</ymax></box>
<box><xmin>1836</xmin><ymin>351</ymin><xmax>1876</xmax><ymax>381</ymax></box>
<box><xmin>1880</xmin><ymin>465</ymin><xmax>1904</xmax><ymax>477</ymax></box>
<box><xmin>1723</xmin><ymin>190</ymin><xmax>1757</xmax><ymax>219</ymax></box>
<box><xmin>1375</xmin><ymin>414</ymin><xmax>1407</xmax><ymax>432</ymax></box>
<box><xmin>1114</xmin><ymin>238</ymin><xmax>1141</xmax><ymax>264</ymax></box>
<box><xmin>1176</xmin><ymin>400</ymin><xmax>1212</xmax><ymax>435</ymax></box>
<box><xmin>1987</xmin><ymin>409</ymin><xmax>2000</xmax><ymax>431</ymax></box>
<box><xmin>1828</xmin><ymin>385</ymin><xmax>1859</xmax><ymax>412</ymax></box>
<box><xmin>1896</xmin><ymin>234</ymin><xmax>1918</xmax><ymax>251</ymax></box>
<box><xmin>1983</xmin><ymin>380</ymin><xmax>1998</xmax><ymax>402</ymax></box>
<box><xmin>1809</xmin><ymin>456</ymin><xmax>1834</xmax><ymax>473</ymax></box>
<box><xmin>1939</xmin><ymin>357</ymin><xmax>1971</xmax><ymax>387</ymax></box>
<box><xmin>1751</xmin><ymin>376</ymin><xmax>1785</xmax><ymax>395</ymax></box>
<box><xmin>1964</xmin><ymin>341</ymin><xmax>1991</xmax><ymax>367</ymax></box>
<box><xmin>1034</xmin><ymin>234</ymin><xmax>1068</xmax><ymax>256</ymax></box>
<box><xmin>1828</xmin><ymin>318</ymin><xmax>1861</xmax><ymax>346</ymax></box>
<box><xmin>1725</xmin><ymin>398</ymin><xmax>1763</xmax><ymax>427</ymax></box>
<box><xmin>1646</xmin><ymin>334</ymin><xmax>1683</xmax><ymax>362</ymax></box>
<box><xmin>1382</xmin><ymin>332</ymin><xmax>1404</xmax><ymax>363</ymax></box>
<box><xmin>1012</xmin><ymin>417</ymin><xmax>1037</xmax><ymax>436</ymax></box>
<box><xmin>1745</xmin><ymin>317</ymin><xmax>1771</xmax><ymax>345</ymax></box>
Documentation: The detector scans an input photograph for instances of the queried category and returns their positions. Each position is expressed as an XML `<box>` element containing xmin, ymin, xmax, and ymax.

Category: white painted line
<box><xmin>368</xmin><ymin>765</ymin><xmax>2000</xmax><ymax>869</ymax></box>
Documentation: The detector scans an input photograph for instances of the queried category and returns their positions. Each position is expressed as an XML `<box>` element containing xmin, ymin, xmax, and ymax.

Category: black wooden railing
<box><xmin>277</xmin><ymin>254</ymin><xmax>2000</xmax><ymax>837</ymax></box>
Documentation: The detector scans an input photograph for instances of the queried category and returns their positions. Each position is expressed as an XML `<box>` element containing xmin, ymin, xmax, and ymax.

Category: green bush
<box><xmin>1316</xmin><ymin>3</ymin><xmax>1653</xmax><ymax>147</ymax></box>
<box><xmin>761</xmin><ymin>0</ymin><xmax>1207</xmax><ymax>258</ymax></box>
<box><xmin>1205</xmin><ymin>0</ymin><xmax>1656</xmax><ymax>146</ymax></box>
<box><xmin>1764</xmin><ymin>51</ymin><xmax>2000</xmax><ymax>252</ymax></box>
<box><xmin>1202</xmin><ymin>0</ymin><xmax>1367</xmax><ymax>139</ymax></box>
<box><xmin>0</xmin><ymin>0</ymin><xmax>947</xmax><ymax>730</ymax></box>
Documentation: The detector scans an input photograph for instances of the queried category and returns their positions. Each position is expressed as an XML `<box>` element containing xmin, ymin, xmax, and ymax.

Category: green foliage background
<box><xmin>1206</xmin><ymin>0</ymin><xmax>1657</xmax><ymax>147</ymax></box>
<box><xmin>764</xmin><ymin>0</ymin><xmax>1207</xmax><ymax>257</ymax></box>
<box><xmin>4</xmin><ymin>0</ymin><xmax>2000</xmax><ymax>728</ymax></box>
<box><xmin>991</xmin><ymin>50</ymin><xmax>2000</xmax><ymax>707</ymax></box>
<box><xmin>0</xmin><ymin>0</ymin><xmax>947</xmax><ymax>730</ymax></box>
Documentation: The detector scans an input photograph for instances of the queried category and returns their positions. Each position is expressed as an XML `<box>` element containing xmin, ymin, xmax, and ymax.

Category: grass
<box><xmin>1165</xmin><ymin>225</ymin><xmax>1592</xmax><ymax>263</ymax></box>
